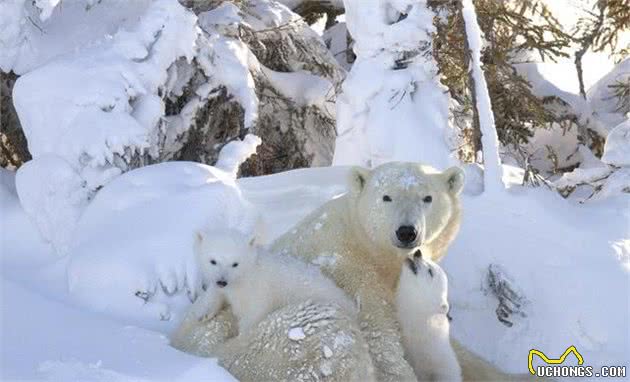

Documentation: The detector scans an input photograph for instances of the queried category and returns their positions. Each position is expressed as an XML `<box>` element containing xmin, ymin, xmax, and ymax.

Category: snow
<box><xmin>585</xmin><ymin>58</ymin><xmax>630</xmax><ymax>133</ymax></box>
<box><xmin>15</xmin><ymin>155</ymin><xmax>90</xmax><ymax>256</ymax></box>
<box><xmin>0</xmin><ymin>0</ymin><xmax>154</xmax><ymax>74</ymax></box>
<box><xmin>1</xmin><ymin>0</ymin><xmax>629</xmax><ymax>380</ymax></box>
<box><xmin>261</xmin><ymin>66</ymin><xmax>335</xmax><ymax>114</ymax></box>
<box><xmin>3</xmin><ymin>163</ymin><xmax>628</xmax><ymax>379</ymax></box>
<box><xmin>197</xmin><ymin>6</ymin><xmax>259</xmax><ymax>128</ymax></box>
<box><xmin>334</xmin><ymin>0</ymin><xmax>454</xmax><ymax>169</ymax></box>
<box><xmin>516</xmin><ymin>56</ymin><xmax>629</xmax><ymax>143</ymax></box>
<box><xmin>12</xmin><ymin>0</ymin><xmax>199</xmax><ymax>193</ymax></box>
<box><xmin>444</xmin><ymin>188</ymin><xmax>629</xmax><ymax>373</ymax></box>
<box><xmin>323</xmin><ymin>345</ymin><xmax>334</xmax><ymax>358</ymax></box>
<box><xmin>323</xmin><ymin>22</ymin><xmax>352</xmax><ymax>71</ymax></box>
<box><xmin>461</xmin><ymin>0</ymin><xmax>503</xmax><ymax>194</ymax></box>
<box><xmin>215</xmin><ymin>134</ymin><xmax>262</xmax><ymax>176</ymax></box>
<box><xmin>33</xmin><ymin>0</ymin><xmax>60</xmax><ymax>21</ymax></box>
<box><xmin>288</xmin><ymin>327</ymin><xmax>306</xmax><ymax>341</ymax></box>
<box><xmin>66</xmin><ymin>162</ymin><xmax>258</xmax><ymax>326</ymax></box>
<box><xmin>1</xmin><ymin>278</ymin><xmax>235</xmax><ymax>381</ymax></box>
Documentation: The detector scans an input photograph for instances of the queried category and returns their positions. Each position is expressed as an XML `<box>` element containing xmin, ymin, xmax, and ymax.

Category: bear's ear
<box><xmin>348</xmin><ymin>166</ymin><xmax>370</xmax><ymax>194</ymax></box>
<box><xmin>443</xmin><ymin>166</ymin><xmax>465</xmax><ymax>195</ymax></box>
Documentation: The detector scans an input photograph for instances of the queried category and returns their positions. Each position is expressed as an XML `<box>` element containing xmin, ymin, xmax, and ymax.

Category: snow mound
<box><xmin>215</xmin><ymin>134</ymin><xmax>262</xmax><ymax>176</ymax></box>
<box><xmin>445</xmin><ymin>189</ymin><xmax>629</xmax><ymax>373</ymax></box>
<box><xmin>15</xmin><ymin>155</ymin><xmax>90</xmax><ymax>255</ymax></box>
<box><xmin>67</xmin><ymin>162</ymin><xmax>258</xmax><ymax>324</ymax></box>
<box><xmin>2</xmin><ymin>278</ymin><xmax>235</xmax><ymax>381</ymax></box>
<box><xmin>602</xmin><ymin>119</ymin><xmax>630</xmax><ymax>167</ymax></box>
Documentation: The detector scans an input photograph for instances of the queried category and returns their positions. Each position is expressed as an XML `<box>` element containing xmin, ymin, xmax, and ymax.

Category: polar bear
<box><xmin>262</xmin><ymin>162</ymin><xmax>465</xmax><ymax>381</ymax></box>
<box><xmin>171</xmin><ymin>229</ymin><xmax>375</xmax><ymax>381</ymax></box>
<box><xmin>397</xmin><ymin>250</ymin><xmax>461</xmax><ymax>381</ymax></box>
<box><xmin>186</xmin><ymin>229</ymin><xmax>357</xmax><ymax>334</ymax></box>
<box><xmin>172</xmin><ymin>162</ymin><xmax>513</xmax><ymax>381</ymax></box>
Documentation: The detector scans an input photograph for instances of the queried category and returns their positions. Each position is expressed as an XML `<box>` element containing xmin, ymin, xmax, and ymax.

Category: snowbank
<box><xmin>63</xmin><ymin>160</ymin><xmax>346</xmax><ymax>327</ymax></box>
<box><xmin>67</xmin><ymin>162</ymin><xmax>258</xmax><ymax>325</ymax></box>
<box><xmin>15</xmin><ymin>155</ymin><xmax>90</xmax><ymax>255</ymax></box>
<box><xmin>2</xmin><ymin>164</ymin><xmax>628</xmax><ymax>378</ymax></box>
<box><xmin>445</xmin><ymin>188</ymin><xmax>629</xmax><ymax>373</ymax></box>
<box><xmin>1</xmin><ymin>278</ymin><xmax>235</xmax><ymax>381</ymax></box>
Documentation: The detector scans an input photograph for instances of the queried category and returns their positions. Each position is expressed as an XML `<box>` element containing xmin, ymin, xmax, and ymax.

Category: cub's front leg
<box><xmin>187</xmin><ymin>288</ymin><xmax>225</xmax><ymax>323</ymax></box>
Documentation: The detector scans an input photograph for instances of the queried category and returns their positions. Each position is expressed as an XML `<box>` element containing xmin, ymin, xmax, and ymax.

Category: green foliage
<box><xmin>607</xmin><ymin>78</ymin><xmax>630</xmax><ymax>115</ymax></box>
<box><xmin>429</xmin><ymin>0</ymin><xmax>569</xmax><ymax>162</ymax></box>
<box><xmin>573</xmin><ymin>0</ymin><xmax>630</xmax><ymax>59</ymax></box>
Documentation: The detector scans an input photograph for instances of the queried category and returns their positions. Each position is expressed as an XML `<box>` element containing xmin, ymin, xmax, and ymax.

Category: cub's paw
<box><xmin>140</xmin><ymin>301</ymin><xmax>172</xmax><ymax>321</ymax></box>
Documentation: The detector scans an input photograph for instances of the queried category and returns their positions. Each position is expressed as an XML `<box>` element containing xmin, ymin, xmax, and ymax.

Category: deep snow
<box><xmin>2</xmin><ymin>163</ymin><xmax>628</xmax><ymax>380</ymax></box>
<box><xmin>1</xmin><ymin>0</ymin><xmax>628</xmax><ymax>380</ymax></box>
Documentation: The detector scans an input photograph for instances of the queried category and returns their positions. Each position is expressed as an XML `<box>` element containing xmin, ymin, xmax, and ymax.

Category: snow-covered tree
<box><xmin>334</xmin><ymin>0</ymin><xmax>455</xmax><ymax>169</ymax></box>
<box><xmin>1</xmin><ymin>0</ymin><xmax>344</xmax><ymax>253</ymax></box>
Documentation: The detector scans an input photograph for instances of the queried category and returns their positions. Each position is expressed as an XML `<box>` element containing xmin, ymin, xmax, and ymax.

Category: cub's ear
<box><xmin>193</xmin><ymin>231</ymin><xmax>204</xmax><ymax>255</ymax></box>
<box><xmin>443</xmin><ymin>166</ymin><xmax>465</xmax><ymax>195</ymax></box>
<box><xmin>194</xmin><ymin>231</ymin><xmax>205</xmax><ymax>249</ymax></box>
<box><xmin>348</xmin><ymin>166</ymin><xmax>370</xmax><ymax>194</ymax></box>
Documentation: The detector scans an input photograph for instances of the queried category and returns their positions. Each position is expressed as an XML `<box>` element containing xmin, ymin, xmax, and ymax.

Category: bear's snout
<box><xmin>216</xmin><ymin>280</ymin><xmax>228</xmax><ymax>288</ymax></box>
<box><xmin>395</xmin><ymin>225</ymin><xmax>418</xmax><ymax>246</ymax></box>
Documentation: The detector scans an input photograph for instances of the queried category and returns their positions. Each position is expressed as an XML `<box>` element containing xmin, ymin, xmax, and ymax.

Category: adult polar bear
<box><xmin>172</xmin><ymin>162</ymin><xmax>511</xmax><ymax>381</ymax></box>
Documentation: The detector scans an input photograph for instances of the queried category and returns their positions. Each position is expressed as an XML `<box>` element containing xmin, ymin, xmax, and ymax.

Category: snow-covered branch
<box><xmin>461</xmin><ymin>0</ymin><xmax>504</xmax><ymax>194</ymax></box>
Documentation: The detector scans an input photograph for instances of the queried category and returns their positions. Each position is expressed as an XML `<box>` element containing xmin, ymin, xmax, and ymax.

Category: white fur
<box><xmin>396</xmin><ymin>254</ymin><xmax>461</xmax><ymax>382</ymax></box>
<box><xmin>173</xmin><ymin>163</ymin><xmax>516</xmax><ymax>381</ymax></box>
<box><xmin>189</xmin><ymin>229</ymin><xmax>357</xmax><ymax>335</ymax></box>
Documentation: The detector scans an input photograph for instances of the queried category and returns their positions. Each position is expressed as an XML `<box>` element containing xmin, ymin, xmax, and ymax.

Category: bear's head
<box><xmin>194</xmin><ymin>229</ymin><xmax>260</xmax><ymax>289</ymax></box>
<box><xmin>348</xmin><ymin>162</ymin><xmax>464</xmax><ymax>258</ymax></box>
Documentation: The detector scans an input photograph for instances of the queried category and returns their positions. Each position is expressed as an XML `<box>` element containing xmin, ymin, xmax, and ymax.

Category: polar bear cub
<box><xmin>187</xmin><ymin>229</ymin><xmax>357</xmax><ymax>335</ymax></box>
<box><xmin>396</xmin><ymin>250</ymin><xmax>462</xmax><ymax>382</ymax></box>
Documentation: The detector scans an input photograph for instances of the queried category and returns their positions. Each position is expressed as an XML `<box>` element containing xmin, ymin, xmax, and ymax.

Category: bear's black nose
<box><xmin>396</xmin><ymin>225</ymin><xmax>417</xmax><ymax>244</ymax></box>
<box><xmin>216</xmin><ymin>280</ymin><xmax>228</xmax><ymax>288</ymax></box>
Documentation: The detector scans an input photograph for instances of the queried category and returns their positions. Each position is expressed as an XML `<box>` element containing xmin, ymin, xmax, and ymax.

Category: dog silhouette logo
<box><xmin>528</xmin><ymin>346</ymin><xmax>584</xmax><ymax>375</ymax></box>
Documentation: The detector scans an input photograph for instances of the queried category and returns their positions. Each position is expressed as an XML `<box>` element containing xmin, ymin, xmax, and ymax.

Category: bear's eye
<box><xmin>232</xmin><ymin>262</ymin><xmax>239</xmax><ymax>268</ymax></box>
<box><xmin>423</xmin><ymin>195</ymin><xmax>432</xmax><ymax>203</ymax></box>
<box><xmin>210</xmin><ymin>259</ymin><xmax>217</xmax><ymax>265</ymax></box>
<box><xmin>382</xmin><ymin>195</ymin><xmax>392</xmax><ymax>202</ymax></box>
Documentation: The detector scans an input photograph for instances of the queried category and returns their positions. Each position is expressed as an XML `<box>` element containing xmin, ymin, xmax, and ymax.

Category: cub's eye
<box><xmin>232</xmin><ymin>262</ymin><xmax>239</xmax><ymax>268</ymax></box>
<box><xmin>382</xmin><ymin>195</ymin><xmax>392</xmax><ymax>202</ymax></box>
<box><xmin>423</xmin><ymin>195</ymin><xmax>432</xmax><ymax>203</ymax></box>
<box><xmin>210</xmin><ymin>260</ymin><xmax>217</xmax><ymax>265</ymax></box>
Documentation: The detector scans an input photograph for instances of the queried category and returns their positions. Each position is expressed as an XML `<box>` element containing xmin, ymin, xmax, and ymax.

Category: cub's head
<box><xmin>194</xmin><ymin>229</ymin><xmax>259</xmax><ymax>289</ymax></box>
<box><xmin>399</xmin><ymin>250</ymin><xmax>450</xmax><ymax>315</ymax></box>
<box><xmin>348</xmin><ymin>162</ymin><xmax>464</xmax><ymax>257</ymax></box>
